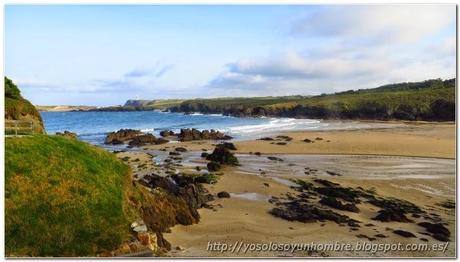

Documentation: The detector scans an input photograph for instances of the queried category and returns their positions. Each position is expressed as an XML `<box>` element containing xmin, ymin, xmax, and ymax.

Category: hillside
<box><xmin>169</xmin><ymin>78</ymin><xmax>455</xmax><ymax>121</ymax></box>
<box><xmin>5</xmin><ymin>135</ymin><xmax>137</xmax><ymax>256</ymax></box>
<box><xmin>5</xmin><ymin>77</ymin><xmax>45</xmax><ymax>133</ymax></box>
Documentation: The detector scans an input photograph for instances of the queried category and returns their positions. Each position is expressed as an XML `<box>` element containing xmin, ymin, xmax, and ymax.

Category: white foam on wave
<box><xmin>140</xmin><ymin>128</ymin><xmax>154</xmax><ymax>132</ymax></box>
<box><xmin>227</xmin><ymin>118</ymin><xmax>322</xmax><ymax>135</ymax></box>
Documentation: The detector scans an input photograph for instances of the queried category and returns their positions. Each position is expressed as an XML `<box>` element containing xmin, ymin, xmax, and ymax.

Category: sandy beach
<box><xmin>119</xmin><ymin>122</ymin><xmax>455</xmax><ymax>257</ymax></box>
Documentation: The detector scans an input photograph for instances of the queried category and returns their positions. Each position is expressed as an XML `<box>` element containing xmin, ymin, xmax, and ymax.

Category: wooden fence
<box><xmin>5</xmin><ymin>120</ymin><xmax>35</xmax><ymax>136</ymax></box>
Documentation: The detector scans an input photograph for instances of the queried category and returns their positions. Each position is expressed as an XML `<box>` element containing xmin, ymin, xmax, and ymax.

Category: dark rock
<box><xmin>155</xmin><ymin>137</ymin><xmax>169</xmax><ymax>144</ymax></box>
<box><xmin>129</xmin><ymin>134</ymin><xmax>169</xmax><ymax>147</ymax></box>
<box><xmin>276</xmin><ymin>135</ymin><xmax>293</xmax><ymax>141</ymax></box>
<box><xmin>438</xmin><ymin>200</ymin><xmax>455</xmax><ymax>209</ymax></box>
<box><xmin>206</xmin><ymin>144</ymin><xmax>239</xmax><ymax>165</ymax></box>
<box><xmin>375</xmin><ymin>234</ymin><xmax>387</xmax><ymax>238</ymax></box>
<box><xmin>175</xmin><ymin>147</ymin><xmax>188</xmax><ymax>152</ymax></box>
<box><xmin>259</xmin><ymin>137</ymin><xmax>274</xmax><ymax>141</ymax></box>
<box><xmin>269</xmin><ymin>201</ymin><xmax>351</xmax><ymax>224</ymax></box>
<box><xmin>319</xmin><ymin>197</ymin><xmax>360</xmax><ymax>213</ymax></box>
<box><xmin>254</xmin><ymin>152</ymin><xmax>261</xmax><ymax>156</ymax></box>
<box><xmin>178</xmin><ymin>128</ymin><xmax>232</xmax><ymax>141</ymax></box>
<box><xmin>315</xmin><ymin>137</ymin><xmax>323</xmax><ymax>141</ymax></box>
<box><xmin>393</xmin><ymin>230</ymin><xmax>416</xmax><ymax>238</ymax></box>
<box><xmin>217</xmin><ymin>191</ymin><xmax>230</xmax><ymax>198</ymax></box>
<box><xmin>303</xmin><ymin>138</ymin><xmax>314</xmax><ymax>143</ymax></box>
<box><xmin>200</xmin><ymin>152</ymin><xmax>209</xmax><ymax>158</ymax></box>
<box><xmin>207</xmin><ymin>161</ymin><xmax>221</xmax><ymax>172</ymax></box>
<box><xmin>276</xmin><ymin>142</ymin><xmax>287</xmax><ymax>145</ymax></box>
<box><xmin>105</xmin><ymin>129</ymin><xmax>142</xmax><ymax>144</ymax></box>
<box><xmin>326</xmin><ymin>171</ymin><xmax>342</xmax><ymax>176</ymax></box>
<box><xmin>314</xmin><ymin>186</ymin><xmax>360</xmax><ymax>203</ymax></box>
<box><xmin>368</xmin><ymin>197</ymin><xmax>422</xmax><ymax>214</ymax></box>
<box><xmin>169</xmin><ymin>151</ymin><xmax>181</xmax><ymax>156</ymax></box>
<box><xmin>160</xmin><ymin>130</ymin><xmax>175</xmax><ymax>137</ymax></box>
<box><xmin>267</xmin><ymin>156</ymin><xmax>284</xmax><ymax>162</ymax></box>
<box><xmin>221</xmin><ymin>142</ymin><xmax>237</xmax><ymax>150</ymax></box>
<box><xmin>373</xmin><ymin>209</ymin><xmax>413</xmax><ymax>223</ymax></box>
<box><xmin>418</xmin><ymin>222</ymin><xmax>450</xmax><ymax>241</ymax></box>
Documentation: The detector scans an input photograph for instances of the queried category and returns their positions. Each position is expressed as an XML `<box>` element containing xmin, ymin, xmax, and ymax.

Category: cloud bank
<box><xmin>208</xmin><ymin>5</ymin><xmax>456</xmax><ymax>95</ymax></box>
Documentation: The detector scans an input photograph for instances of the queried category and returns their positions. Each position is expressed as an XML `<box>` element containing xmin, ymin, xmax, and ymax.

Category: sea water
<box><xmin>41</xmin><ymin>110</ymin><xmax>402</xmax><ymax>145</ymax></box>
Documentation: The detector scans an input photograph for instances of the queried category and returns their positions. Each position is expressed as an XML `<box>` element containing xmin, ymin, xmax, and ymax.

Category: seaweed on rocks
<box><xmin>417</xmin><ymin>222</ymin><xmax>450</xmax><ymax>241</ymax></box>
<box><xmin>319</xmin><ymin>196</ymin><xmax>360</xmax><ymax>213</ymax></box>
<box><xmin>206</xmin><ymin>144</ymin><xmax>239</xmax><ymax>166</ymax></box>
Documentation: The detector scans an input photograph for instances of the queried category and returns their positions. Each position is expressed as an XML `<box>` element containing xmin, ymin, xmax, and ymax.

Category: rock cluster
<box><xmin>104</xmin><ymin>129</ymin><xmax>169</xmax><ymax>146</ymax></box>
<box><xmin>205</xmin><ymin>144</ymin><xmax>239</xmax><ymax>172</ymax></box>
<box><xmin>105</xmin><ymin>129</ymin><xmax>143</xmax><ymax>144</ymax></box>
<box><xmin>178</xmin><ymin>128</ymin><xmax>232</xmax><ymax>141</ymax></box>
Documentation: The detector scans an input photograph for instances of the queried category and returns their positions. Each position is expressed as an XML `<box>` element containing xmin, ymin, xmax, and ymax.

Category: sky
<box><xmin>5</xmin><ymin>5</ymin><xmax>456</xmax><ymax>106</ymax></box>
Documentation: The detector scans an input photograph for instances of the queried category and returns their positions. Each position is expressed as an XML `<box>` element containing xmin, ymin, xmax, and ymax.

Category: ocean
<box><xmin>41</xmin><ymin>110</ymin><xmax>401</xmax><ymax>145</ymax></box>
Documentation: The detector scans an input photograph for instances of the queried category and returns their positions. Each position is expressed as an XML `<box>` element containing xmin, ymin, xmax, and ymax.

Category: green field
<box><xmin>5</xmin><ymin>135</ymin><xmax>136</xmax><ymax>256</ymax></box>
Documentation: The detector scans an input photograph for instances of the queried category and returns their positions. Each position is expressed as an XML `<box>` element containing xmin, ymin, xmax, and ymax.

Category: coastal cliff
<box><xmin>168</xmin><ymin>78</ymin><xmax>455</xmax><ymax>121</ymax></box>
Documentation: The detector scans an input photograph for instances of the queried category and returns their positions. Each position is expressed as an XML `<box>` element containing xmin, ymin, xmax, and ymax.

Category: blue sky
<box><xmin>5</xmin><ymin>5</ymin><xmax>456</xmax><ymax>106</ymax></box>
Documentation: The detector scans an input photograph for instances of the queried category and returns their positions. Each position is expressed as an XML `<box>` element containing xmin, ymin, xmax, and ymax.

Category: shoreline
<box><xmin>116</xmin><ymin>121</ymin><xmax>455</xmax><ymax>257</ymax></box>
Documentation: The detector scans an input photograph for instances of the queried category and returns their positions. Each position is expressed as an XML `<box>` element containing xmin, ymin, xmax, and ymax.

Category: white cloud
<box><xmin>207</xmin><ymin>5</ymin><xmax>456</xmax><ymax>95</ymax></box>
<box><xmin>291</xmin><ymin>5</ymin><xmax>455</xmax><ymax>44</ymax></box>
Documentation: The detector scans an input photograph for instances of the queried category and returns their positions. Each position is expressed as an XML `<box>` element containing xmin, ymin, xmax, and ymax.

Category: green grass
<box><xmin>5</xmin><ymin>135</ymin><xmax>135</xmax><ymax>257</ymax></box>
<box><xmin>5</xmin><ymin>77</ymin><xmax>45</xmax><ymax>133</ymax></box>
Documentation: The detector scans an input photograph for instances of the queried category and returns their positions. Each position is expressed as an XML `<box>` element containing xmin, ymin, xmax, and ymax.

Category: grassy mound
<box><xmin>5</xmin><ymin>77</ymin><xmax>45</xmax><ymax>133</ymax></box>
<box><xmin>5</xmin><ymin>135</ymin><xmax>135</xmax><ymax>256</ymax></box>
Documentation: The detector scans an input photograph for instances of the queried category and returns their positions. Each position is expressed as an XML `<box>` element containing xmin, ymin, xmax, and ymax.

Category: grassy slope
<box><xmin>5</xmin><ymin>77</ymin><xmax>45</xmax><ymax>133</ymax></box>
<box><xmin>5</xmin><ymin>135</ymin><xmax>136</xmax><ymax>257</ymax></box>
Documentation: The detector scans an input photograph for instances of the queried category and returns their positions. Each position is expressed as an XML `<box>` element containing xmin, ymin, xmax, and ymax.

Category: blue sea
<box><xmin>40</xmin><ymin>110</ymin><xmax>398</xmax><ymax>145</ymax></box>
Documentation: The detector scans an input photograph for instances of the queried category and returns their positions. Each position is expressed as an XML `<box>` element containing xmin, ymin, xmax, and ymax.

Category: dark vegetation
<box><xmin>168</xmin><ymin>78</ymin><xmax>455</xmax><ymax>121</ymax></box>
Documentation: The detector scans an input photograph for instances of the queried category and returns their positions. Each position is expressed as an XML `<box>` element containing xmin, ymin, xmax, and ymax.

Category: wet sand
<box><xmin>120</xmin><ymin>122</ymin><xmax>455</xmax><ymax>257</ymax></box>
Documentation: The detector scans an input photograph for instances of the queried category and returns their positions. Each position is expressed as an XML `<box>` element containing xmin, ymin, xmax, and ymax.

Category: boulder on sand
<box><xmin>217</xmin><ymin>191</ymin><xmax>230</xmax><ymax>198</ymax></box>
<box><xmin>206</xmin><ymin>144</ymin><xmax>239</xmax><ymax>166</ymax></box>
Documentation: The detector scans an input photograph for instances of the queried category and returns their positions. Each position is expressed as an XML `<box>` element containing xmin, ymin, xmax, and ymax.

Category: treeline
<box><xmin>168</xmin><ymin>78</ymin><xmax>455</xmax><ymax>121</ymax></box>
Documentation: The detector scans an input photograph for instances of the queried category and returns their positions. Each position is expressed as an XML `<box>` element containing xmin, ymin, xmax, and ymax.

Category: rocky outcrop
<box><xmin>178</xmin><ymin>128</ymin><xmax>232</xmax><ymax>141</ymax></box>
<box><xmin>134</xmin><ymin>173</ymin><xmax>215</xmax><ymax>251</ymax></box>
<box><xmin>206</xmin><ymin>144</ymin><xmax>239</xmax><ymax>166</ymax></box>
<box><xmin>128</xmin><ymin>134</ymin><xmax>169</xmax><ymax>147</ymax></box>
<box><xmin>105</xmin><ymin>129</ymin><xmax>143</xmax><ymax>144</ymax></box>
<box><xmin>105</xmin><ymin>129</ymin><xmax>169</xmax><ymax>146</ymax></box>
<box><xmin>160</xmin><ymin>130</ymin><xmax>175</xmax><ymax>137</ymax></box>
